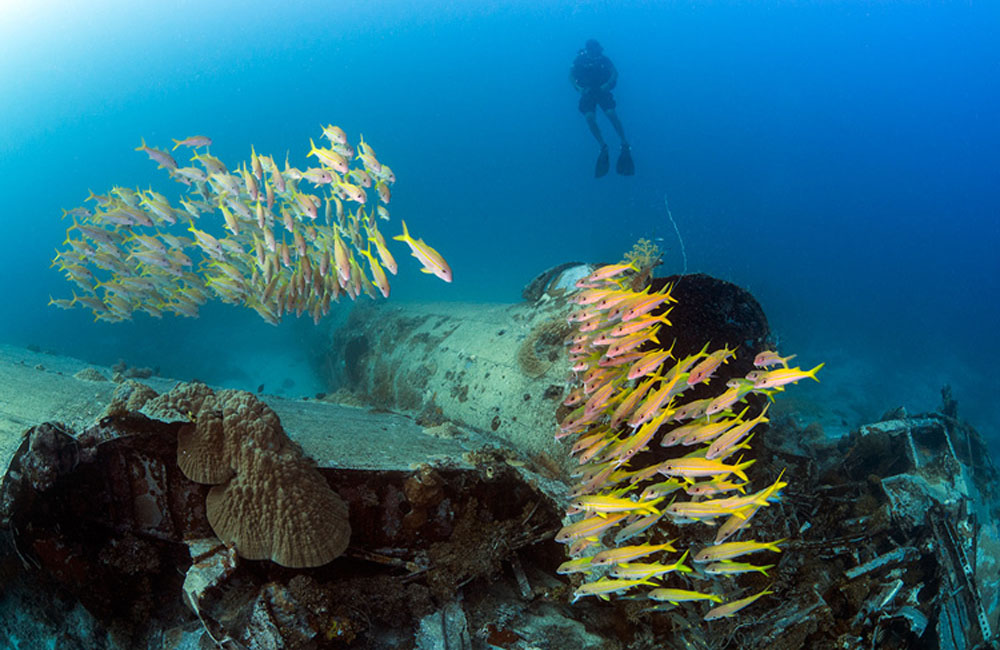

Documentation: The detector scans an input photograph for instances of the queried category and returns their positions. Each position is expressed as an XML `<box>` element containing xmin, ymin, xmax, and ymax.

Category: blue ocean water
<box><xmin>1</xmin><ymin>1</ymin><xmax>996</xmax><ymax>453</ymax></box>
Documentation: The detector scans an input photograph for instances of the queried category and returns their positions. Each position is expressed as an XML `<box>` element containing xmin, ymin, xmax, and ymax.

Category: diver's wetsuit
<box><xmin>571</xmin><ymin>50</ymin><xmax>617</xmax><ymax>113</ymax></box>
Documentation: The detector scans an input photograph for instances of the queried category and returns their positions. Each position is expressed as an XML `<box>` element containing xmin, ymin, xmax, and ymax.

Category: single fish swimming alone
<box><xmin>393</xmin><ymin>220</ymin><xmax>452</xmax><ymax>282</ymax></box>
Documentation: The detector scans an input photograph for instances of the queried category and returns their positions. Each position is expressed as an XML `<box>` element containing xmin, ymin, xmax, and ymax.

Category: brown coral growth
<box><xmin>155</xmin><ymin>383</ymin><xmax>351</xmax><ymax>567</ymax></box>
<box><xmin>206</xmin><ymin>447</ymin><xmax>350</xmax><ymax>568</ymax></box>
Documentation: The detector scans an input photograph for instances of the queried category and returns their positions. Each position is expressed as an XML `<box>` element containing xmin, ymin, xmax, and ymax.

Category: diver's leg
<box><xmin>585</xmin><ymin>111</ymin><xmax>610</xmax><ymax>177</ymax></box>
<box><xmin>584</xmin><ymin>111</ymin><xmax>606</xmax><ymax>147</ymax></box>
<box><xmin>603</xmin><ymin>108</ymin><xmax>628</xmax><ymax>146</ymax></box>
<box><xmin>604</xmin><ymin>106</ymin><xmax>634</xmax><ymax>175</ymax></box>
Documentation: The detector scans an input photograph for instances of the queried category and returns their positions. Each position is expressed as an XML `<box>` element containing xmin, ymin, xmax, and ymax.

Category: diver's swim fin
<box><xmin>595</xmin><ymin>145</ymin><xmax>610</xmax><ymax>178</ymax></box>
<box><xmin>616</xmin><ymin>145</ymin><xmax>635</xmax><ymax>176</ymax></box>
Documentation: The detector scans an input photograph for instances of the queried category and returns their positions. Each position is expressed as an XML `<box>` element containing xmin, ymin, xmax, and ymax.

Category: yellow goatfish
<box><xmin>335</xmin><ymin>179</ymin><xmax>366</xmax><ymax>204</ymax></box>
<box><xmin>705</xmin><ymin>470</ymin><xmax>787</xmax><ymax>511</ymax></box>
<box><xmin>556</xmin><ymin>556</ymin><xmax>595</xmax><ymax>575</ymax></box>
<box><xmin>576</xmin><ymin>261</ymin><xmax>638</xmax><ymax>287</ymax></box>
<box><xmin>687</xmin><ymin>345</ymin><xmax>737</xmax><ymax>386</ymax></box>
<box><xmin>703</xmin><ymin>561</ymin><xmax>775</xmax><ymax>576</ymax></box>
<box><xmin>609</xmin><ymin>374</ymin><xmax>659</xmax><ymax>428</ymax></box>
<box><xmin>322</xmin><ymin>124</ymin><xmax>348</xmax><ymax>146</ymax></box>
<box><xmin>752</xmin><ymin>363</ymin><xmax>824</xmax><ymax>389</ymax></box>
<box><xmin>693</xmin><ymin>539</ymin><xmax>785</xmax><ymax>563</ymax></box>
<box><xmin>555</xmin><ymin>512</ymin><xmax>629</xmax><ymax>543</ymax></box>
<box><xmin>703</xmin><ymin>586</ymin><xmax>774</xmax><ymax>621</ymax></box>
<box><xmin>171</xmin><ymin>135</ymin><xmax>212</xmax><ymax>150</ymax></box>
<box><xmin>753</xmin><ymin>350</ymin><xmax>796</xmax><ymax>368</ymax></box>
<box><xmin>570</xmin><ymin>494</ymin><xmax>664</xmax><ymax>517</ymax></box>
<box><xmin>705</xmin><ymin>405</ymin><xmax>769</xmax><ymax>460</ymax></box>
<box><xmin>613</xmin><ymin>511</ymin><xmax>665</xmax><ymax>545</ymax></box>
<box><xmin>363</xmin><ymin>220</ymin><xmax>398</xmax><ymax>275</ymax></box>
<box><xmin>704</xmin><ymin>383</ymin><xmax>754</xmax><ymax>417</ymax></box>
<box><xmin>571</xmin><ymin>577</ymin><xmax>657</xmax><ymax>603</ymax></box>
<box><xmin>647</xmin><ymin>588</ymin><xmax>723</xmax><ymax>605</ymax></box>
<box><xmin>360</xmin><ymin>245</ymin><xmax>391</xmax><ymax>299</ymax></box>
<box><xmin>393</xmin><ymin>220</ymin><xmax>452</xmax><ymax>282</ymax></box>
<box><xmin>685</xmin><ymin>477</ymin><xmax>747</xmax><ymax>497</ymax></box>
<box><xmin>591</xmin><ymin>540</ymin><xmax>678</xmax><ymax>566</ymax></box>
<box><xmin>657</xmin><ymin>456</ymin><xmax>756</xmax><ymax>482</ymax></box>
<box><xmin>715</xmin><ymin>505</ymin><xmax>760</xmax><ymax>544</ymax></box>
<box><xmin>609</xmin><ymin>550</ymin><xmax>693</xmax><ymax>580</ymax></box>
<box><xmin>664</xmin><ymin>500</ymin><xmax>755</xmax><ymax>522</ymax></box>
<box><xmin>135</xmin><ymin>137</ymin><xmax>177</xmax><ymax>170</ymax></box>
<box><xmin>308</xmin><ymin>138</ymin><xmax>350</xmax><ymax>174</ymax></box>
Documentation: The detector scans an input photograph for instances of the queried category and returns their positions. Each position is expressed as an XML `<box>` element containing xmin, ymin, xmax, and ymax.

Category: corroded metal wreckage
<box><xmin>0</xmin><ymin>267</ymin><xmax>998</xmax><ymax>649</ymax></box>
<box><xmin>0</xmin><ymin>382</ymin><xmax>564</xmax><ymax>648</ymax></box>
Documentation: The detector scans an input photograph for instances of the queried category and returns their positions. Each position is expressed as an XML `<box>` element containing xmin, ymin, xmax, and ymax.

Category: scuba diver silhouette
<box><xmin>570</xmin><ymin>39</ymin><xmax>634</xmax><ymax>177</ymax></box>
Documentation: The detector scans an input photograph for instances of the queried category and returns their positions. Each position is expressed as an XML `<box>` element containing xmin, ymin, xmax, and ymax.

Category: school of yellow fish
<box><xmin>556</xmin><ymin>262</ymin><xmax>823</xmax><ymax>619</ymax></box>
<box><xmin>50</xmin><ymin>127</ymin><xmax>452</xmax><ymax>324</ymax></box>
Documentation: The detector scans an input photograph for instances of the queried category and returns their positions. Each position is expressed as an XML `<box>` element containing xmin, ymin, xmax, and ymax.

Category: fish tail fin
<box><xmin>644</xmin><ymin>496</ymin><xmax>665</xmax><ymax>514</ymax></box>
<box><xmin>733</xmin><ymin>458</ymin><xmax>756</xmax><ymax>482</ymax></box>
<box><xmin>393</xmin><ymin>220</ymin><xmax>410</xmax><ymax>243</ymax></box>
<box><xmin>807</xmin><ymin>362</ymin><xmax>825</xmax><ymax>381</ymax></box>
<box><xmin>134</xmin><ymin>137</ymin><xmax>147</xmax><ymax>152</ymax></box>
<box><xmin>730</xmin><ymin>506</ymin><xmax>751</xmax><ymax>520</ymax></box>
<box><xmin>171</xmin><ymin>138</ymin><xmax>182</xmax><ymax>151</ymax></box>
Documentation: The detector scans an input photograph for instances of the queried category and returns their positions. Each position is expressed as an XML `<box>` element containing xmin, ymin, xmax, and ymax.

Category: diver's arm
<box><xmin>601</xmin><ymin>63</ymin><xmax>618</xmax><ymax>91</ymax></box>
<box><xmin>569</xmin><ymin>68</ymin><xmax>582</xmax><ymax>92</ymax></box>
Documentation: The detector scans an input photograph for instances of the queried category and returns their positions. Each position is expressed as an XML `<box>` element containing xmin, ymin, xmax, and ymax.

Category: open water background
<box><xmin>1</xmin><ymin>1</ymin><xmax>996</xmax><ymax>454</ymax></box>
